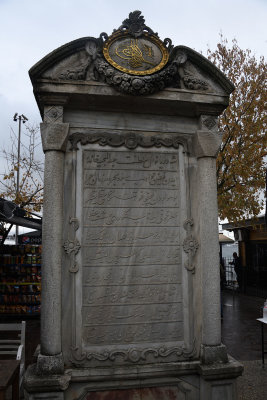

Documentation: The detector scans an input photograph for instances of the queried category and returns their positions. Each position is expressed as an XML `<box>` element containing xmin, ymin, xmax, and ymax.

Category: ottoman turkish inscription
<box><xmin>82</xmin><ymin>149</ymin><xmax>183</xmax><ymax>347</ymax></box>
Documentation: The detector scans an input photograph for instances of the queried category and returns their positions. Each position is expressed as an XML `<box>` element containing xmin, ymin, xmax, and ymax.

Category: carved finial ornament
<box><xmin>117</xmin><ymin>10</ymin><xmax>156</xmax><ymax>38</ymax></box>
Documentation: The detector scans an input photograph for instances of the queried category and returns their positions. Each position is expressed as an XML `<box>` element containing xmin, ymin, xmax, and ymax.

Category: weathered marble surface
<box><xmin>68</xmin><ymin>147</ymin><xmax>188</xmax><ymax>366</ymax></box>
<box><xmin>25</xmin><ymin>11</ymin><xmax>243</xmax><ymax>398</ymax></box>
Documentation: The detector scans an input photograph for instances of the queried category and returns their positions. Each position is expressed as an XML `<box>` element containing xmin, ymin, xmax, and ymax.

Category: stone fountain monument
<box><xmin>25</xmin><ymin>11</ymin><xmax>243</xmax><ymax>400</ymax></box>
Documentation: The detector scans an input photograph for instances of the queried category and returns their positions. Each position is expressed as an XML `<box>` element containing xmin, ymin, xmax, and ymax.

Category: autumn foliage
<box><xmin>207</xmin><ymin>36</ymin><xmax>267</xmax><ymax>222</ymax></box>
<box><xmin>0</xmin><ymin>125</ymin><xmax>43</xmax><ymax>213</ymax></box>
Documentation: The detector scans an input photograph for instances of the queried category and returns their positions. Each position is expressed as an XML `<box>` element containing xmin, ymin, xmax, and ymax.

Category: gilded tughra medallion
<box><xmin>103</xmin><ymin>12</ymin><xmax>169</xmax><ymax>76</ymax></box>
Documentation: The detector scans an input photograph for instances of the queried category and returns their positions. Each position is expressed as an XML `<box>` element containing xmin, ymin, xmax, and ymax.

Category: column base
<box><xmin>198</xmin><ymin>355</ymin><xmax>243</xmax><ymax>400</ymax></box>
<box><xmin>36</xmin><ymin>352</ymin><xmax>65</xmax><ymax>375</ymax></box>
<box><xmin>201</xmin><ymin>344</ymin><xmax>229</xmax><ymax>364</ymax></box>
<box><xmin>24</xmin><ymin>364</ymin><xmax>70</xmax><ymax>400</ymax></box>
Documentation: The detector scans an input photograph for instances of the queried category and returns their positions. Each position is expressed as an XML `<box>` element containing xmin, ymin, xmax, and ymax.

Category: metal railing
<box><xmin>222</xmin><ymin>257</ymin><xmax>267</xmax><ymax>298</ymax></box>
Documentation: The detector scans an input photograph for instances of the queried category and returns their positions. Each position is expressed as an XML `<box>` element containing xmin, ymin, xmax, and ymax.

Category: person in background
<box><xmin>220</xmin><ymin>256</ymin><xmax>225</xmax><ymax>318</ymax></box>
<box><xmin>230</xmin><ymin>252</ymin><xmax>242</xmax><ymax>290</ymax></box>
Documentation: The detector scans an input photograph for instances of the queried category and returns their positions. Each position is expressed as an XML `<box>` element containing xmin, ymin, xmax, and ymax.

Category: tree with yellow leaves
<box><xmin>0</xmin><ymin>124</ymin><xmax>43</xmax><ymax>213</ymax></box>
<box><xmin>207</xmin><ymin>36</ymin><xmax>266</xmax><ymax>222</ymax></box>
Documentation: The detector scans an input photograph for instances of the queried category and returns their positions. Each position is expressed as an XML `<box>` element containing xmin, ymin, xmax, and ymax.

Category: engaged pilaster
<box><xmin>194</xmin><ymin>116</ymin><xmax>228</xmax><ymax>364</ymax></box>
<box><xmin>37</xmin><ymin>109</ymin><xmax>69</xmax><ymax>374</ymax></box>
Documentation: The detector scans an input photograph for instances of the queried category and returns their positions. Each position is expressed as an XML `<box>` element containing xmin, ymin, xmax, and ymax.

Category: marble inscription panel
<box><xmin>82</xmin><ymin>149</ymin><xmax>182</xmax><ymax>347</ymax></box>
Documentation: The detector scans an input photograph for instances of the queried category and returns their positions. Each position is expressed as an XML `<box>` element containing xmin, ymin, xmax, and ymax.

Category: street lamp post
<box><xmin>13</xmin><ymin>113</ymin><xmax>28</xmax><ymax>244</ymax></box>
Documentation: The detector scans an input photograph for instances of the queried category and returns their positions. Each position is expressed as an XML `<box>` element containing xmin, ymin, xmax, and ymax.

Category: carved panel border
<box><xmin>70</xmin><ymin>341</ymin><xmax>196</xmax><ymax>366</ymax></box>
<box><xmin>69</xmin><ymin>131</ymin><xmax>189</xmax><ymax>151</ymax></box>
<box><xmin>66</xmin><ymin>145</ymin><xmax>197</xmax><ymax>367</ymax></box>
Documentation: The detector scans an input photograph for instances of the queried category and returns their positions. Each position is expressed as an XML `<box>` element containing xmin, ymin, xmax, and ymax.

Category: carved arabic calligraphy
<box><xmin>103</xmin><ymin>31</ymin><xmax>169</xmax><ymax>76</ymax></box>
<box><xmin>83</xmin><ymin>265</ymin><xmax>181</xmax><ymax>286</ymax></box>
<box><xmin>83</xmin><ymin>303</ymin><xmax>181</xmax><ymax>325</ymax></box>
<box><xmin>83</xmin><ymin>284</ymin><xmax>181</xmax><ymax>306</ymax></box>
<box><xmin>84</xmin><ymin>170</ymin><xmax>179</xmax><ymax>188</ymax></box>
<box><xmin>84</xmin><ymin>151</ymin><xmax>179</xmax><ymax>170</ymax></box>
<box><xmin>84</xmin><ymin>208</ymin><xmax>179</xmax><ymax>227</ymax></box>
<box><xmin>84</xmin><ymin>188</ymin><xmax>179</xmax><ymax>207</ymax></box>
<box><xmin>83</xmin><ymin>321</ymin><xmax>182</xmax><ymax>346</ymax></box>
<box><xmin>83</xmin><ymin>245</ymin><xmax>180</xmax><ymax>266</ymax></box>
<box><xmin>81</xmin><ymin>149</ymin><xmax>183</xmax><ymax>355</ymax></box>
<box><xmin>84</xmin><ymin>227</ymin><xmax>179</xmax><ymax>246</ymax></box>
<box><xmin>115</xmin><ymin>39</ymin><xmax>155</xmax><ymax>68</ymax></box>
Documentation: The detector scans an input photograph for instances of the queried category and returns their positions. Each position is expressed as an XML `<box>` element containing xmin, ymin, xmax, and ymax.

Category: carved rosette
<box><xmin>44</xmin><ymin>106</ymin><xmax>63</xmax><ymax>123</ymax></box>
<box><xmin>63</xmin><ymin>239</ymin><xmax>81</xmax><ymax>255</ymax></box>
<box><xmin>183</xmin><ymin>219</ymin><xmax>199</xmax><ymax>274</ymax></box>
<box><xmin>63</xmin><ymin>217</ymin><xmax>80</xmax><ymax>273</ymax></box>
<box><xmin>200</xmin><ymin>115</ymin><xmax>218</xmax><ymax>130</ymax></box>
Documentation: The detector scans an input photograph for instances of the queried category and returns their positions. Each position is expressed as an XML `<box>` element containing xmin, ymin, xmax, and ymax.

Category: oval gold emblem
<box><xmin>103</xmin><ymin>31</ymin><xmax>169</xmax><ymax>76</ymax></box>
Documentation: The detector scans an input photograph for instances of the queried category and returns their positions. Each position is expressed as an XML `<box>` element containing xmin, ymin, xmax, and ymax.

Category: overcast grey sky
<box><xmin>0</xmin><ymin>0</ymin><xmax>266</xmax><ymax>160</ymax></box>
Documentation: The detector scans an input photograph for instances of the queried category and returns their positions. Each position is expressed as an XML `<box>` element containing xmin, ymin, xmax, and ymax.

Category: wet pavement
<box><xmin>222</xmin><ymin>290</ymin><xmax>267</xmax><ymax>400</ymax></box>
<box><xmin>221</xmin><ymin>290</ymin><xmax>264</xmax><ymax>361</ymax></box>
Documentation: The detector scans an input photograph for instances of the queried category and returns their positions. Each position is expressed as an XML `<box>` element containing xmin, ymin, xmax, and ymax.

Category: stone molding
<box><xmin>41</xmin><ymin>122</ymin><xmax>70</xmax><ymax>152</ymax></box>
<box><xmin>194</xmin><ymin>130</ymin><xmax>222</xmax><ymax>158</ymax></box>
<box><xmin>198</xmin><ymin>355</ymin><xmax>243</xmax><ymax>381</ymax></box>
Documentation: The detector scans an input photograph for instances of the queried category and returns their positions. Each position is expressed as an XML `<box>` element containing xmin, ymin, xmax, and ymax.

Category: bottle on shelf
<box><xmin>0</xmin><ymin>244</ymin><xmax>42</xmax><ymax>315</ymax></box>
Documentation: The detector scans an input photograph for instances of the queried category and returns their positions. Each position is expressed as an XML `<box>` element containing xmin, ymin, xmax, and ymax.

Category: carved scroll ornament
<box><xmin>183</xmin><ymin>219</ymin><xmax>199</xmax><ymax>274</ymax></box>
<box><xmin>63</xmin><ymin>217</ymin><xmax>80</xmax><ymax>273</ymax></box>
<box><xmin>70</xmin><ymin>342</ymin><xmax>196</xmax><ymax>365</ymax></box>
<box><xmin>69</xmin><ymin>131</ymin><xmax>187</xmax><ymax>151</ymax></box>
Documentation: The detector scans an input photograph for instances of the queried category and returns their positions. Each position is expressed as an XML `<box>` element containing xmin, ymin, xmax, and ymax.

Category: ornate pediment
<box><xmin>30</xmin><ymin>11</ymin><xmax>234</xmax><ymax>97</ymax></box>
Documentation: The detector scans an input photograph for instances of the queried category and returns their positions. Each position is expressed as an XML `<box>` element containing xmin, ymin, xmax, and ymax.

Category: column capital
<box><xmin>194</xmin><ymin>130</ymin><xmax>222</xmax><ymax>158</ymax></box>
<box><xmin>41</xmin><ymin>122</ymin><xmax>70</xmax><ymax>152</ymax></box>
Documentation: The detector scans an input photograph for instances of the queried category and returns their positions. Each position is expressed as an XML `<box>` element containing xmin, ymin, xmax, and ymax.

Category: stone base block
<box><xmin>24</xmin><ymin>356</ymin><xmax>243</xmax><ymax>400</ymax></box>
<box><xmin>25</xmin><ymin>391</ymin><xmax>64</xmax><ymax>400</ymax></box>
<box><xmin>24</xmin><ymin>364</ymin><xmax>71</xmax><ymax>399</ymax></box>
<box><xmin>198</xmin><ymin>356</ymin><xmax>243</xmax><ymax>400</ymax></box>
<box><xmin>201</xmin><ymin>344</ymin><xmax>229</xmax><ymax>365</ymax></box>
<box><xmin>37</xmin><ymin>352</ymin><xmax>64</xmax><ymax>375</ymax></box>
<box><xmin>65</xmin><ymin>381</ymin><xmax>198</xmax><ymax>400</ymax></box>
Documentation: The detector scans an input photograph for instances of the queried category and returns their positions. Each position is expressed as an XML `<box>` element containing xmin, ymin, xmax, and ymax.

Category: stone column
<box><xmin>194</xmin><ymin>116</ymin><xmax>228</xmax><ymax>364</ymax></box>
<box><xmin>37</xmin><ymin>115</ymin><xmax>69</xmax><ymax>374</ymax></box>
